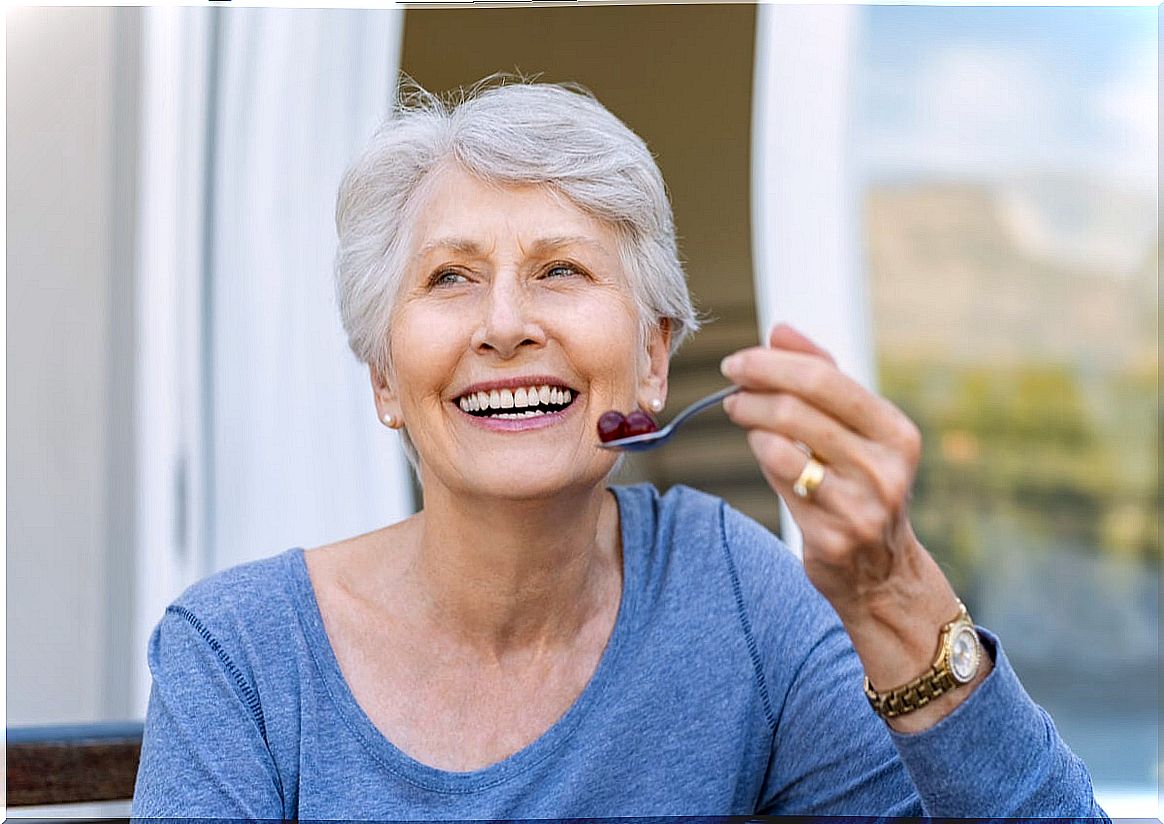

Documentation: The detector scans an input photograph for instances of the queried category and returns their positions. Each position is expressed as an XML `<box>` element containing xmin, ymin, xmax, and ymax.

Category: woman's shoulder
<box><xmin>159</xmin><ymin>548</ymin><xmax>307</xmax><ymax>654</ymax></box>
<box><xmin>171</xmin><ymin>548</ymin><xmax>301</xmax><ymax>610</ymax></box>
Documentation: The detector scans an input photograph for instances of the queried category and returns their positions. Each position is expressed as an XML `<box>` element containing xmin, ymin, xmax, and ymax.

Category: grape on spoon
<box><xmin>597</xmin><ymin>410</ymin><xmax>629</xmax><ymax>442</ymax></box>
<box><xmin>596</xmin><ymin>385</ymin><xmax>740</xmax><ymax>452</ymax></box>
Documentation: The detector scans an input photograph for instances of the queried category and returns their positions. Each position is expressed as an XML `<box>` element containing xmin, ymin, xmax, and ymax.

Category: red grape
<box><xmin>623</xmin><ymin>411</ymin><xmax>658</xmax><ymax>437</ymax></box>
<box><xmin>597</xmin><ymin>411</ymin><xmax>628</xmax><ymax>442</ymax></box>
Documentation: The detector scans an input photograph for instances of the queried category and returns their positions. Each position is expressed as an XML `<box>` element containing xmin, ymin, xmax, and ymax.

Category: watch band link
<box><xmin>864</xmin><ymin>666</ymin><xmax>958</xmax><ymax>719</ymax></box>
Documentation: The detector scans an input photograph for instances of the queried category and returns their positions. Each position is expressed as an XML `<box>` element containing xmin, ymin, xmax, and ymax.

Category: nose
<box><xmin>470</xmin><ymin>273</ymin><xmax>545</xmax><ymax>359</ymax></box>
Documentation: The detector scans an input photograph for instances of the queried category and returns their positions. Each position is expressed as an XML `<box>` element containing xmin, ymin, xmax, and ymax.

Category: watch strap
<box><xmin>864</xmin><ymin>664</ymin><xmax>959</xmax><ymax>718</ymax></box>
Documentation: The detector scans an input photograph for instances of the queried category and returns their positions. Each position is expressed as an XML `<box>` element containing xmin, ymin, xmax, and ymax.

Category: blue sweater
<box><xmin>131</xmin><ymin>483</ymin><xmax>1105</xmax><ymax>819</ymax></box>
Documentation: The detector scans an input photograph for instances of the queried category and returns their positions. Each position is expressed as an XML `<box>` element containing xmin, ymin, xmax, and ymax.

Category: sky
<box><xmin>853</xmin><ymin>6</ymin><xmax>1157</xmax><ymax>193</ymax></box>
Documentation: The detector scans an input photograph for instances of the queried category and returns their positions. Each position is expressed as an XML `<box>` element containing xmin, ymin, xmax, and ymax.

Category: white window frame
<box><xmin>133</xmin><ymin>7</ymin><xmax>215</xmax><ymax>714</ymax></box>
<box><xmin>750</xmin><ymin>5</ymin><xmax>873</xmax><ymax>556</ymax></box>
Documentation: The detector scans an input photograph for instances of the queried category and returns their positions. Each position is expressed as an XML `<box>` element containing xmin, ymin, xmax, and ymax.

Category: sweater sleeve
<box><xmin>131</xmin><ymin>605</ymin><xmax>285</xmax><ymax>821</ymax></box>
<box><xmin>755</xmin><ymin>613</ymin><xmax>922</xmax><ymax>815</ymax></box>
<box><xmin>888</xmin><ymin>628</ymin><xmax>1108</xmax><ymax>818</ymax></box>
<box><xmin>758</xmin><ymin>619</ymin><xmax>1110</xmax><ymax>817</ymax></box>
<box><xmin>721</xmin><ymin>499</ymin><xmax>1107</xmax><ymax>817</ymax></box>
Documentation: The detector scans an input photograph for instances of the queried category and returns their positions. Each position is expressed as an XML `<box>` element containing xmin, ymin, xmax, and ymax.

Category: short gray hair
<box><xmin>334</xmin><ymin>76</ymin><xmax>700</xmax><ymax>469</ymax></box>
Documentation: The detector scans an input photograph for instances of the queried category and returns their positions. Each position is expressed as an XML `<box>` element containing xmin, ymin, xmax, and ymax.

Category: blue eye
<box><xmin>545</xmin><ymin>263</ymin><xmax>582</xmax><ymax>279</ymax></box>
<box><xmin>431</xmin><ymin>270</ymin><xmax>467</xmax><ymax>286</ymax></box>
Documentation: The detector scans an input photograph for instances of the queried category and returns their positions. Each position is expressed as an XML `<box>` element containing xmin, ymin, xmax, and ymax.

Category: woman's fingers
<box><xmin>731</xmin><ymin>394</ymin><xmax>909</xmax><ymax>525</ymax></box>
<box><xmin>725</xmin><ymin>388</ymin><xmax>915</xmax><ymax>511</ymax></box>
<box><xmin>744</xmin><ymin>428</ymin><xmax>847</xmax><ymax>525</ymax></box>
<box><xmin>724</xmin><ymin>389</ymin><xmax>872</xmax><ymax>476</ymax></box>
<box><xmin>721</xmin><ymin>346</ymin><xmax>919</xmax><ymax>453</ymax></box>
<box><xmin>743</xmin><ymin>429</ymin><xmax>886</xmax><ymax>555</ymax></box>
<box><xmin>767</xmin><ymin>323</ymin><xmax>837</xmax><ymax>366</ymax></box>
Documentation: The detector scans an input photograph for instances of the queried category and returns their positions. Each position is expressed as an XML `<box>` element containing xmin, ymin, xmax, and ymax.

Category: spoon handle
<box><xmin>667</xmin><ymin>384</ymin><xmax>740</xmax><ymax>430</ymax></box>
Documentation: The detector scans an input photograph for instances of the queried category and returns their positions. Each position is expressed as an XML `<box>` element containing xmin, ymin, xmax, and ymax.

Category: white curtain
<box><xmin>751</xmin><ymin>6</ymin><xmax>871</xmax><ymax>555</ymax></box>
<box><xmin>134</xmin><ymin>6</ymin><xmax>410</xmax><ymax>713</ymax></box>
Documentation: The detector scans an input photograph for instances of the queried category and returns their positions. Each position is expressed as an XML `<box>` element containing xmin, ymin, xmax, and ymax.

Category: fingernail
<box><xmin>720</xmin><ymin>355</ymin><xmax>741</xmax><ymax>377</ymax></box>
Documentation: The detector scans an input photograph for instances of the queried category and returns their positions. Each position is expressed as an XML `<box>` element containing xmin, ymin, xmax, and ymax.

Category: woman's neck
<box><xmin>388</xmin><ymin>484</ymin><xmax>622</xmax><ymax>661</ymax></box>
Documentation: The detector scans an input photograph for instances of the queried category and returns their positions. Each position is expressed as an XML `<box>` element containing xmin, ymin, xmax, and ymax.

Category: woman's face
<box><xmin>376</xmin><ymin>165</ymin><xmax>669</xmax><ymax>501</ymax></box>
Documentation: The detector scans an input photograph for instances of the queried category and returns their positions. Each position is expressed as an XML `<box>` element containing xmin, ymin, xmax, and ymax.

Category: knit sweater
<box><xmin>131</xmin><ymin>483</ymin><xmax>1105</xmax><ymax>819</ymax></box>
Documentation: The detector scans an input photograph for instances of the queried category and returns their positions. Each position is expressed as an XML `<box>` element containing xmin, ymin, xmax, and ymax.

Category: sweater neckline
<box><xmin>285</xmin><ymin>484</ymin><xmax>648</xmax><ymax>794</ymax></box>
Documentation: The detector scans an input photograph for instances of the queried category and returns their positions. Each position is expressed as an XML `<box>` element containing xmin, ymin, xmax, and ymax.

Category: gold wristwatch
<box><xmin>863</xmin><ymin>601</ymin><xmax>982</xmax><ymax>719</ymax></box>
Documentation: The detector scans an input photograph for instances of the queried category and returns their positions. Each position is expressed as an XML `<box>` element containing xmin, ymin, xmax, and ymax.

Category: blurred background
<box><xmin>6</xmin><ymin>4</ymin><xmax>1158</xmax><ymax>817</ymax></box>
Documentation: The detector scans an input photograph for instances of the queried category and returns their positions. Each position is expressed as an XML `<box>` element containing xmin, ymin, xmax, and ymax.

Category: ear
<box><xmin>370</xmin><ymin>363</ymin><xmax>403</xmax><ymax>427</ymax></box>
<box><xmin>639</xmin><ymin>319</ymin><xmax>672</xmax><ymax>410</ymax></box>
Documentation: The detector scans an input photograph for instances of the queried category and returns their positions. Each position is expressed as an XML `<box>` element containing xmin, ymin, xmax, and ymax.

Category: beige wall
<box><xmin>401</xmin><ymin>7</ymin><xmax>778</xmax><ymax>530</ymax></box>
<box><xmin>6</xmin><ymin>6</ymin><xmax>139</xmax><ymax>723</ymax></box>
<box><xmin>402</xmin><ymin>5</ymin><xmax>757</xmax><ymax>314</ymax></box>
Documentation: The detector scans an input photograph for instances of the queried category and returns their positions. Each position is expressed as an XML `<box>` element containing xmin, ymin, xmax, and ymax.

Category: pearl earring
<box><xmin>382</xmin><ymin>413</ymin><xmax>395</xmax><ymax>428</ymax></box>
<box><xmin>649</xmin><ymin>398</ymin><xmax>664</xmax><ymax>412</ymax></box>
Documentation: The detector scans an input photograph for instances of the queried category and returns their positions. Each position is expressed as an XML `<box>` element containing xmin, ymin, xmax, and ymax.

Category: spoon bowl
<box><xmin>597</xmin><ymin>384</ymin><xmax>740</xmax><ymax>452</ymax></box>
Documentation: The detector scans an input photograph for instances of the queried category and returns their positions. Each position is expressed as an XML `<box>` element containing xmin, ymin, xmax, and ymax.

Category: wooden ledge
<box><xmin>7</xmin><ymin>722</ymin><xmax>144</xmax><ymax>807</ymax></box>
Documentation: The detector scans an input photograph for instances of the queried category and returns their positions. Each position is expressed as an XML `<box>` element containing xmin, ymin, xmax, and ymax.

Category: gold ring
<box><xmin>792</xmin><ymin>457</ymin><xmax>826</xmax><ymax>499</ymax></box>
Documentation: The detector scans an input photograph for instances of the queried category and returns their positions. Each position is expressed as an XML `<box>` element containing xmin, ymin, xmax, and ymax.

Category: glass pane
<box><xmin>855</xmin><ymin>6</ymin><xmax>1158</xmax><ymax>814</ymax></box>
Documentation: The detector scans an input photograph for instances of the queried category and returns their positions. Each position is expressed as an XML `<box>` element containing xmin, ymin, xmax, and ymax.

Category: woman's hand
<box><xmin>720</xmin><ymin>323</ymin><xmax>990</xmax><ymax>732</ymax></box>
<box><xmin>720</xmin><ymin>323</ymin><xmax>925</xmax><ymax>611</ymax></box>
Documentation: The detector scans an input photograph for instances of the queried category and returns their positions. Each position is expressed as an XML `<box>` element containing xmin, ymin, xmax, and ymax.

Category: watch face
<box><xmin>950</xmin><ymin>625</ymin><xmax>980</xmax><ymax>683</ymax></box>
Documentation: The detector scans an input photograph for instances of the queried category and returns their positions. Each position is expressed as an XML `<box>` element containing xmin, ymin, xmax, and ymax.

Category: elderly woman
<box><xmin>132</xmin><ymin>80</ymin><xmax>1104</xmax><ymax>819</ymax></box>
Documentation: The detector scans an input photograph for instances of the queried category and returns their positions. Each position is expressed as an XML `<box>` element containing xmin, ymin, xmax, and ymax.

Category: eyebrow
<box><xmin>527</xmin><ymin>235</ymin><xmax>608</xmax><ymax>255</ymax></box>
<box><xmin>414</xmin><ymin>236</ymin><xmax>485</xmax><ymax>259</ymax></box>
<box><xmin>413</xmin><ymin>234</ymin><xmax>607</xmax><ymax>261</ymax></box>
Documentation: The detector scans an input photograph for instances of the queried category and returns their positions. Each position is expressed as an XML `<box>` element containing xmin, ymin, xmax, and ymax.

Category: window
<box><xmin>855</xmin><ymin>7</ymin><xmax>1158</xmax><ymax>813</ymax></box>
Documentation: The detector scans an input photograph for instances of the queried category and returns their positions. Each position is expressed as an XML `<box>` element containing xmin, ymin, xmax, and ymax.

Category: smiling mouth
<box><xmin>455</xmin><ymin>383</ymin><xmax>577</xmax><ymax>420</ymax></box>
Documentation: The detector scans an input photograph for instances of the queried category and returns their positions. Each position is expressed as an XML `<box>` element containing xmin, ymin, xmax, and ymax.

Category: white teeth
<box><xmin>459</xmin><ymin>383</ymin><xmax>574</xmax><ymax>415</ymax></box>
<box><xmin>490</xmin><ymin>410</ymin><xmax>547</xmax><ymax>420</ymax></box>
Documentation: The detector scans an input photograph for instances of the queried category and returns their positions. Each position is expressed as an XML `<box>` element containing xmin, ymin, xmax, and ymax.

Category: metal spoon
<box><xmin>596</xmin><ymin>384</ymin><xmax>741</xmax><ymax>452</ymax></box>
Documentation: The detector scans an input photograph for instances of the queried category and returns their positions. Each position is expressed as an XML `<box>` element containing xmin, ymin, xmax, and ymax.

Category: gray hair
<box><xmin>334</xmin><ymin>76</ymin><xmax>700</xmax><ymax>471</ymax></box>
